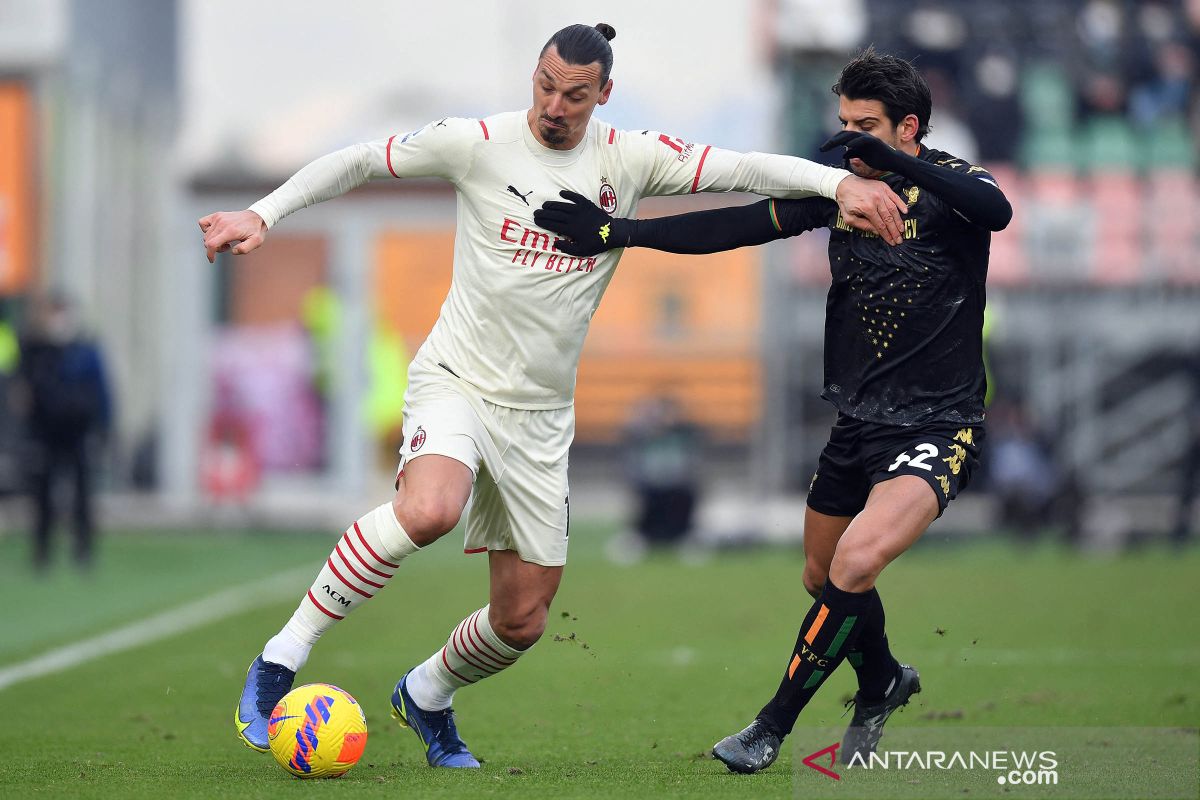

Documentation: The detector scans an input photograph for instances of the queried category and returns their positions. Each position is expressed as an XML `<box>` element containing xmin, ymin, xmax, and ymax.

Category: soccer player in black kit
<box><xmin>535</xmin><ymin>48</ymin><xmax>1012</xmax><ymax>774</ymax></box>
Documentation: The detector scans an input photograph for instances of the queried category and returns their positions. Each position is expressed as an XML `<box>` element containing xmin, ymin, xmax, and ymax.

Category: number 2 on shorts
<box><xmin>888</xmin><ymin>443</ymin><xmax>940</xmax><ymax>472</ymax></box>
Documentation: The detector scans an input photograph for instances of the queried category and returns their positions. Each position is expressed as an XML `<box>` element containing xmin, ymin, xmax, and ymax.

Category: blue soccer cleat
<box><xmin>391</xmin><ymin>670</ymin><xmax>481</xmax><ymax>768</ymax></box>
<box><xmin>234</xmin><ymin>655</ymin><xmax>296</xmax><ymax>752</ymax></box>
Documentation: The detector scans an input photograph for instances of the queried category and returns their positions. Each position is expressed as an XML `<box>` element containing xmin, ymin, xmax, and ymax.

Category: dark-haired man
<box><xmin>202</xmin><ymin>25</ymin><xmax>908</xmax><ymax>768</ymax></box>
<box><xmin>535</xmin><ymin>47</ymin><xmax>1012</xmax><ymax>773</ymax></box>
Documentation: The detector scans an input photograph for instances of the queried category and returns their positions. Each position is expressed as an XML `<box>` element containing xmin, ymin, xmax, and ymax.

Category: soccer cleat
<box><xmin>234</xmin><ymin>655</ymin><xmax>296</xmax><ymax>752</ymax></box>
<box><xmin>841</xmin><ymin>663</ymin><xmax>921</xmax><ymax>765</ymax></box>
<box><xmin>390</xmin><ymin>670</ymin><xmax>481</xmax><ymax>768</ymax></box>
<box><xmin>712</xmin><ymin>718</ymin><xmax>783</xmax><ymax>774</ymax></box>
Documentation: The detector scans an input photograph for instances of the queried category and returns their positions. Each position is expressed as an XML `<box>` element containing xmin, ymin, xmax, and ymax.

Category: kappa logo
<box><xmin>599</xmin><ymin>181</ymin><xmax>617</xmax><ymax>213</ymax></box>
<box><xmin>410</xmin><ymin>426</ymin><xmax>427</xmax><ymax>452</ymax></box>
<box><xmin>598</xmin><ymin>223</ymin><xmax>611</xmax><ymax>243</ymax></box>
<box><xmin>803</xmin><ymin>742</ymin><xmax>841</xmax><ymax>780</ymax></box>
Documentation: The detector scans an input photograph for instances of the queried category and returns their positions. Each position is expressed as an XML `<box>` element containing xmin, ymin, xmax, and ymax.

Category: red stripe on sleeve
<box><xmin>479</xmin><ymin>120</ymin><xmax>489</xmax><ymax>140</ymax></box>
<box><xmin>464</xmin><ymin>546</ymin><xmax>488</xmax><ymax>554</ymax></box>
<box><xmin>306</xmin><ymin>590</ymin><xmax>345</xmax><ymax>620</ymax></box>
<box><xmin>385</xmin><ymin>135</ymin><xmax>400</xmax><ymax>179</ymax></box>
<box><xmin>690</xmin><ymin>145</ymin><xmax>713</xmax><ymax>194</ymax></box>
<box><xmin>608</xmin><ymin>128</ymin><xmax>615</xmax><ymax>145</ymax></box>
<box><xmin>354</xmin><ymin>522</ymin><xmax>401</xmax><ymax>568</ymax></box>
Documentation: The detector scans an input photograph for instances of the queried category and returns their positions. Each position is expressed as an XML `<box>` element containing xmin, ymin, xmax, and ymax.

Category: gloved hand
<box><xmin>533</xmin><ymin>190</ymin><xmax>631</xmax><ymax>257</ymax></box>
<box><xmin>820</xmin><ymin>131</ymin><xmax>906</xmax><ymax>174</ymax></box>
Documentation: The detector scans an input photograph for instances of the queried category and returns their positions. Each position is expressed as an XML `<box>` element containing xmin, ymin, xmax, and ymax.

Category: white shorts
<box><xmin>397</xmin><ymin>356</ymin><xmax>573</xmax><ymax>567</ymax></box>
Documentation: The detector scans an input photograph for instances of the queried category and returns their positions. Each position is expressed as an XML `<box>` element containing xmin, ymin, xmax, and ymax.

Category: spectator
<box><xmin>608</xmin><ymin>395</ymin><xmax>704</xmax><ymax>563</ymax></box>
<box><xmin>15</xmin><ymin>292</ymin><xmax>112</xmax><ymax>571</ymax></box>
<box><xmin>984</xmin><ymin>400</ymin><xmax>1060</xmax><ymax>541</ymax></box>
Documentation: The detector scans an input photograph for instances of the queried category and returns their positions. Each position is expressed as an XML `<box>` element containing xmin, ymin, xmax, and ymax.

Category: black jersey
<box><xmin>772</xmin><ymin>146</ymin><xmax>995</xmax><ymax>426</ymax></box>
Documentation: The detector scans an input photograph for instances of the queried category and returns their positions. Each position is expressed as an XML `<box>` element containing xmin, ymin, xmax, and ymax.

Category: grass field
<box><xmin>0</xmin><ymin>524</ymin><xmax>1197</xmax><ymax>799</ymax></box>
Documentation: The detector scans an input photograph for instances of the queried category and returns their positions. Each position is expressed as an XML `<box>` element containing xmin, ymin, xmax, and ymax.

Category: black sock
<box><xmin>846</xmin><ymin>588</ymin><xmax>901</xmax><ymax>702</ymax></box>
<box><xmin>757</xmin><ymin>579</ymin><xmax>873</xmax><ymax>737</ymax></box>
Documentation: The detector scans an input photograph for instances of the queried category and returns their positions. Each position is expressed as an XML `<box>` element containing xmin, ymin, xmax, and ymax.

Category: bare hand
<box><xmin>833</xmin><ymin>175</ymin><xmax>909</xmax><ymax>245</ymax></box>
<box><xmin>198</xmin><ymin>210</ymin><xmax>268</xmax><ymax>263</ymax></box>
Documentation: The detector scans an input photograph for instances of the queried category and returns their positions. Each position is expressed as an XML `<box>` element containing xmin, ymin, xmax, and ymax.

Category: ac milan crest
<box><xmin>599</xmin><ymin>182</ymin><xmax>617</xmax><ymax>214</ymax></box>
<box><xmin>410</xmin><ymin>426</ymin><xmax>426</xmax><ymax>452</ymax></box>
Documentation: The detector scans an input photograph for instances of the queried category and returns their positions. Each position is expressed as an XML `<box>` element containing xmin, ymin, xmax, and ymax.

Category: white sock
<box><xmin>405</xmin><ymin>605</ymin><xmax>524</xmax><ymax>711</ymax></box>
<box><xmin>262</xmin><ymin>503</ymin><xmax>419</xmax><ymax>671</ymax></box>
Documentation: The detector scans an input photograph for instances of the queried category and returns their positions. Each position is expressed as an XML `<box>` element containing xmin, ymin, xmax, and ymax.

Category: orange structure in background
<box><xmin>0</xmin><ymin>83</ymin><xmax>34</xmax><ymax>294</ymax></box>
<box><xmin>227</xmin><ymin>235</ymin><xmax>328</xmax><ymax>325</ymax></box>
<box><xmin>373</xmin><ymin>230</ymin><xmax>762</xmax><ymax>444</ymax></box>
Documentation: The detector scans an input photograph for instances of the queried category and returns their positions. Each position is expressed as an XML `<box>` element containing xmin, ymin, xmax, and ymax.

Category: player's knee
<box><xmin>490</xmin><ymin>605</ymin><xmax>548</xmax><ymax>650</ymax></box>
<box><xmin>393</xmin><ymin>495</ymin><xmax>461</xmax><ymax>545</ymax></box>
<box><xmin>830</xmin><ymin>544</ymin><xmax>887</xmax><ymax>591</ymax></box>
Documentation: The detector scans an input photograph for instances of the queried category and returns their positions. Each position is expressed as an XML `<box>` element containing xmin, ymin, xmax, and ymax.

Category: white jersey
<box><xmin>250</xmin><ymin>111</ymin><xmax>849</xmax><ymax>409</ymax></box>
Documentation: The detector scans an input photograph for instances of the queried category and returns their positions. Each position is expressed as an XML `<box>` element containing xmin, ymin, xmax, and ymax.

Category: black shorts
<box><xmin>806</xmin><ymin>414</ymin><xmax>985</xmax><ymax>518</ymax></box>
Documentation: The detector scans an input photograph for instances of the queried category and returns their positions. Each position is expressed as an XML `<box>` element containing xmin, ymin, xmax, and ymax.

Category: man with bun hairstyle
<box><xmin>203</xmin><ymin>23</ymin><xmax>908</xmax><ymax>769</ymax></box>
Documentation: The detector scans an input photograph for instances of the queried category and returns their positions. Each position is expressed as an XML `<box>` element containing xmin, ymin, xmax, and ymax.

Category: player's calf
<box><xmin>404</xmin><ymin>604</ymin><xmax>527</xmax><ymax>712</ymax></box>
<box><xmin>802</xmin><ymin>563</ymin><xmax>826</xmax><ymax>600</ymax></box>
<box><xmin>260</xmin><ymin>502</ymin><xmax>422</xmax><ymax>673</ymax></box>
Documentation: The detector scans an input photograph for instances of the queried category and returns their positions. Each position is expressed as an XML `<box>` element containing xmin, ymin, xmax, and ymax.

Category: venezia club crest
<box><xmin>599</xmin><ymin>181</ymin><xmax>617</xmax><ymax>213</ymax></box>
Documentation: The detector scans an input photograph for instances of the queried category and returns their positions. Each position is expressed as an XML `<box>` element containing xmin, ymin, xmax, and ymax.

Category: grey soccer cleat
<box><xmin>841</xmin><ymin>663</ymin><xmax>921</xmax><ymax>765</ymax></box>
<box><xmin>712</xmin><ymin>718</ymin><xmax>783</xmax><ymax>774</ymax></box>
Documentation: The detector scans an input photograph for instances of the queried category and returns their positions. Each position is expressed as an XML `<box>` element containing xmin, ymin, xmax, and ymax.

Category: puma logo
<box><xmin>507</xmin><ymin>185</ymin><xmax>533</xmax><ymax>205</ymax></box>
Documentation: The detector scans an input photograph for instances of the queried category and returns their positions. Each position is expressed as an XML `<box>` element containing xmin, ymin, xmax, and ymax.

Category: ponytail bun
<box><xmin>594</xmin><ymin>23</ymin><xmax>616</xmax><ymax>42</ymax></box>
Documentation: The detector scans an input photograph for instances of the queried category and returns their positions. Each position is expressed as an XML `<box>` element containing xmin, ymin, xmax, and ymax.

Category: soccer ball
<box><xmin>267</xmin><ymin>683</ymin><xmax>368</xmax><ymax>778</ymax></box>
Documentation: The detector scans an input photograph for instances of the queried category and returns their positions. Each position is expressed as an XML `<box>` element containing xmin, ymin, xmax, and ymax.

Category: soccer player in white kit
<box><xmin>203</xmin><ymin>23</ymin><xmax>909</xmax><ymax>768</ymax></box>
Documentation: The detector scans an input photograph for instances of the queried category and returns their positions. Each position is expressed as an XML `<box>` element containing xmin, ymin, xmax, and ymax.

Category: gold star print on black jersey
<box><xmin>811</xmin><ymin>147</ymin><xmax>995</xmax><ymax>426</ymax></box>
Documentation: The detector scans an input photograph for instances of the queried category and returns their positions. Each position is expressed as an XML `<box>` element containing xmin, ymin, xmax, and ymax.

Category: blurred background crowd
<box><xmin>0</xmin><ymin>0</ymin><xmax>1196</xmax><ymax>569</ymax></box>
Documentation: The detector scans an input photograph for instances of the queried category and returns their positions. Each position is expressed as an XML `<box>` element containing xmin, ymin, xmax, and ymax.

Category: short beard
<box><xmin>540</xmin><ymin>121</ymin><xmax>567</xmax><ymax>144</ymax></box>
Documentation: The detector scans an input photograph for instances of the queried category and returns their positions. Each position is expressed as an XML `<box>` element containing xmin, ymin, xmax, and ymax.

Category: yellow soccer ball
<box><xmin>267</xmin><ymin>683</ymin><xmax>368</xmax><ymax>778</ymax></box>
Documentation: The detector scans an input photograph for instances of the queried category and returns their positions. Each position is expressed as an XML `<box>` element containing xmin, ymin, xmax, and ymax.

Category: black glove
<box><xmin>533</xmin><ymin>190</ymin><xmax>631</xmax><ymax>257</ymax></box>
<box><xmin>819</xmin><ymin>130</ymin><xmax>905</xmax><ymax>174</ymax></box>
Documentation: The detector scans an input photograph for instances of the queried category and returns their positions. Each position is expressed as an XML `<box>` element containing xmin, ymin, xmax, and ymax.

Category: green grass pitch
<box><xmin>0</xmin><ymin>525</ymin><xmax>1196</xmax><ymax>799</ymax></box>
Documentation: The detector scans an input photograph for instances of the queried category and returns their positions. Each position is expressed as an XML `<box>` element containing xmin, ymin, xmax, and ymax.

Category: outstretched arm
<box><xmin>199</xmin><ymin>141</ymin><xmax>392</xmax><ymax>262</ymax></box>
<box><xmin>635</xmin><ymin>133</ymin><xmax>911</xmax><ymax>245</ymax></box>
<box><xmin>199</xmin><ymin>117</ymin><xmax>483</xmax><ymax>262</ymax></box>
<box><xmin>821</xmin><ymin>132</ymin><xmax>1013</xmax><ymax>231</ymax></box>
<box><xmin>534</xmin><ymin>191</ymin><xmax>833</xmax><ymax>257</ymax></box>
